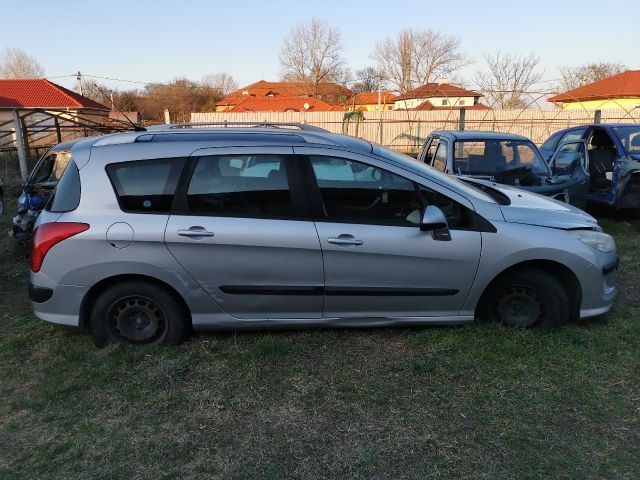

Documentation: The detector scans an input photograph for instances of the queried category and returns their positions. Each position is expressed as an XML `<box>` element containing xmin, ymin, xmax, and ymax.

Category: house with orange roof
<box><xmin>346</xmin><ymin>92</ymin><xmax>397</xmax><ymax>112</ymax></box>
<box><xmin>394</xmin><ymin>81</ymin><xmax>489</xmax><ymax>110</ymax></box>
<box><xmin>216</xmin><ymin>80</ymin><xmax>352</xmax><ymax>111</ymax></box>
<box><xmin>549</xmin><ymin>70</ymin><xmax>640</xmax><ymax>110</ymax></box>
<box><xmin>227</xmin><ymin>96</ymin><xmax>342</xmax><ymax>113</ymax></box>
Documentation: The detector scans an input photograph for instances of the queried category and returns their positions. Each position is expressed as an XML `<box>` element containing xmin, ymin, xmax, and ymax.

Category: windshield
<box><xmin>452</xmin><ymin>140</ymin><xmax>550</xmax><ymax>176</ymax></box>
<box><xmin>30</xmin><ymin>151</ymin><xmax>72</xmax><ymax>187</ymax></box>
<box><xmin>612</xmin><ymin>126</ymin><xmax>640</xmax><ymax>153</ymax></box>
<box><xmin>371</xmin><ymin>144</ymin><xmax>497</xmax><ymax>203</ymax></box>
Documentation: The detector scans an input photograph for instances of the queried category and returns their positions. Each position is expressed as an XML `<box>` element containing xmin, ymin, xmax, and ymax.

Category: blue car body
<box><xmin>540</xmin><ymin>124</ymin><xmax>640</xmax><ymax>209</ymax></box>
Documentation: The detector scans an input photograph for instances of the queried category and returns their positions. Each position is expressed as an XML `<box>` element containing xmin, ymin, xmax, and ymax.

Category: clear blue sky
<box><xmin>1</xmin><ymin>0</ymin><xmax>638</xmax><ymax>92</ymax></box>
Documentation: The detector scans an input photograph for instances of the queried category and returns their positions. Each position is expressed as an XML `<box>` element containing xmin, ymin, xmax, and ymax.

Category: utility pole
<box><xmin>110</xmin><ymin>91</ymin><xmax>115</xmax><ymax>111</ymax></box>
<box><xmin>76</xmin><ymin>71</ymin><xmax>83</xmax><ymax>96</ymax></box>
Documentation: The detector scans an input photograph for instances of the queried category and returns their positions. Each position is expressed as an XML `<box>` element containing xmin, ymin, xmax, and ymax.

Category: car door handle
<box><xmin>178</xmin><ymin>227</ymin><xmax>215</xmax><ymax>238</ymax></box>
<box><xmin>328</xmin><ymin>236</ymin><xmax>363</xmax><ymax>246</ymax></box>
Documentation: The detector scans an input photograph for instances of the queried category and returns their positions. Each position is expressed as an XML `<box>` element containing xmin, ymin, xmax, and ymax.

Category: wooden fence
<box><xmin>191</xmin><ymin>108</ymin><xmax>640</xmax><ymax>151</ymax></box>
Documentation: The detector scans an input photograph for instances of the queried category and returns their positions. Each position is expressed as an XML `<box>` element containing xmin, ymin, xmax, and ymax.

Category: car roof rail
<box><xmin>147</xmin><ymin>122</ymin><xmax>329</xmax><ymax>133</ymax></box>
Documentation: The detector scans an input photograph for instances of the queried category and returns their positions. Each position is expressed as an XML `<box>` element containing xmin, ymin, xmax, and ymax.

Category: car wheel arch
<box><xmin>79</xmin><ymin>274</ymin><xmax>193</xmax><ymax>331</ymax></box>
<box><xmin>475</xmin><ymin>259</ymin><xmax>581</xmax><ymax>322</ymax></box>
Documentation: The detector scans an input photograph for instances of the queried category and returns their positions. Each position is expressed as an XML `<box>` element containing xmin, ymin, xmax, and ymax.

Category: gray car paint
<box><xmin>31</xmin><ymin>127</ymin><xmax>617</xmax><ymax>331</ymax></box>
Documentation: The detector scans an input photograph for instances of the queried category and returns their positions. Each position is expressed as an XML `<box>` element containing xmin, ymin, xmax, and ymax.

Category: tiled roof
<box><xmin>413</xmin><ymin>100</ymin><xmax>491</xmax><ymax>111</ymax></box>
<box><xmin>549</xmin><ymin>70</ymin><xmax>640</xmax><ymax>103</ymax></box>
<box><xmin>227</xmin><ymin>96</ymin><xmax>340</xmax><ymax>112</ymax></box>
<box><xmin>347</xmin><ymin>91</ymin><xmax>397</xmax><ymax>105</ymax></box>
<box><xmin>218</xmin><ymin>80</ymin><xmax>353</xmax><ymax>106</ymax></box>
<box><xmin>0</xmin><ymin>79</ymin><xmax>109</xmax><ymax>110</ymax></box>
<box><xmin>395</xmin><ymin>83</ymin><xmax>481</xmax><ymax>101</ymax></box>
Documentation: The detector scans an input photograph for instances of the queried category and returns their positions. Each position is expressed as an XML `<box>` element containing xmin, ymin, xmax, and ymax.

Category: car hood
<box><xmin>470</xmin><ymin>180</ymin><xmax>599</xmax><ymax>230</ymax></box>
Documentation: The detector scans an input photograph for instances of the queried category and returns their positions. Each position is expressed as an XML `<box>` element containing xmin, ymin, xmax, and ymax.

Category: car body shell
<box><xmin>540</xmin><ymin>124</ymin><xmax>640</xmax><ymax>209</ymax></box>
<box><xmin>418</xmin><ymin>131</ymin><xmax>591</xmax><ymax>209</ymax></box>
<box><xmin>30</xmin><ymin>127</ymin><xmax>617</xmax><ymax>331</ymax></box>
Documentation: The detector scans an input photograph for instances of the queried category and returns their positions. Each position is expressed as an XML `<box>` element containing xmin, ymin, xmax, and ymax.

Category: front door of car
<box><xmin>165</xmin><ymin>147</ymin><xmax>324</xmax><ymax>319</ymax></box>
<box><xmin>293</xmin><ymin>147</ymin><xmax>482</xmax><ymax>319</ymax></box>
<box><xmin>550</xmin><ymin>140</ymin><xmax>590</xmax><ymax>207</ymax></box>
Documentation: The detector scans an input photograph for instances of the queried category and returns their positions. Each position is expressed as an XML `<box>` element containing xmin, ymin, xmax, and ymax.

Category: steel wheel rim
<box><xmin>494</xmin><ymin>286</ymin><xmax>544</xmax><ymax>328</ymax></box>
<box><xmin>105</xmin><ymin>295</ymin><xmax>167</xmax><ymax>344</ymax></box>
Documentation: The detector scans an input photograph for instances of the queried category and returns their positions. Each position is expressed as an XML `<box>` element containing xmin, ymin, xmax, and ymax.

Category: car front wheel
<box><xmin>90</xmin><ymin>281</ymin><xmax>189</xmax><ymax>347</ymax></box>
<box><xmin>479</xmin><ymin>268</ymin><xmax>571</xmax><ymax>330</ymax></box>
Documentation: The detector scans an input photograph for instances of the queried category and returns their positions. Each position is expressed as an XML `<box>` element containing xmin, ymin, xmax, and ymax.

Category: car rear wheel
<box><xmin>479</xmin><ymin>268</ymin><xmax>570</xmax><ymax>330</ymax></box>
<box><xmin>90</xmin><ymin>281</ymin><xmax>188</xmax><ymax>347</ymax></box>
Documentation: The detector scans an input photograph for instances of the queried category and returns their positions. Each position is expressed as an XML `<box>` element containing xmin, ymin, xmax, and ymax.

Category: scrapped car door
<box><xmin>550</xmin><ymin>140</ymin><xmax>590</xmax><ymax>208</ymax></box>
<box><xmin>294</xmin><ymin>146</ymin><xmax>482</xmax><ymax>319</ymax></box>
<box><xmin>164</xmin><ymin>146</ymin><xmax>324</xmax><ymax>319</ymax></box>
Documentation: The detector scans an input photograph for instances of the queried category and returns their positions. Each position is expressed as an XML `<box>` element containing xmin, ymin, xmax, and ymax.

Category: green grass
<box><xmin>0</xmin><ymin>196</ymin><xmax>638</xmax><ymax>479</ymax></box>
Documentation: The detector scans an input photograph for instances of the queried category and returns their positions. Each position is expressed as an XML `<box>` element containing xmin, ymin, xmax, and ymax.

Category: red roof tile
<box><xmin>227</xmin><ymin>96</ymin><xmax>339</xmax><ymax>112</ymax></box>
<box><xmin>395</xmin><ymin>83</ymin><xmax>481</xmax><ymax>101</ymax></box>
<box><xmin>218</xmin><ymin>80</ymin><xmax>352</xmax><ymax>106</ymax></box>
<box><xmin>347</xmin><ymin>91</ymin><xmax>397</xmax><ymax>105</ymax></box>
<box><xmin>549</xmin><ymin>70</ymin><xmax>640</xmax><ymax>103</ymax></box>
<box><xmin>0</xmin><ymin>79</ymin><xmax>109</xmax><ymax>110</ymax></box>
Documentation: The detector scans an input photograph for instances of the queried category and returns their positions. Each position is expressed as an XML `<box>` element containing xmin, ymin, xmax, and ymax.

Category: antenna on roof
<box><xmin>92</xmin><ymin>82</ymin><xmax>146</xmax><ymax>132</ymax></box>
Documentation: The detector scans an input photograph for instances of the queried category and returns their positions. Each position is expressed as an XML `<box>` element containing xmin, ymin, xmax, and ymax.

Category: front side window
<box><xmin>309</xmin><ymin>156</ymin><xmax>467</xmax><ymax>229</ymax></box>
<box><xmin>421</xmin><ymin>137</ymin><xmax>439</xmax><ymax>164</ymax></box>
<box><xmin>559</xmin><ymin>127</ymin><xmax>588</xmax><ymax>145</ymax></box>
<box><xmin>106</xmin><ymin>158</ymin><xmax>186</xmax><ymax>213</ymax></box>
<box><xmin>433</xmin><ymin>143</ymin><xmax>448</xmax><ymax>172</ymax></box>
<box><xmin>186</xmin><ymin>154</ymin><xmax>295</xmax><ymax>218</ymax></box>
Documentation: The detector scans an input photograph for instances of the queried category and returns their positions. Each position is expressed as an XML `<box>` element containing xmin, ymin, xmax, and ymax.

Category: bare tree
<box><xmin>475</xmin><ymin>52</ymin><xmax>544</xmax><ymax>109</ymax></box>
<box><xmin>279</xmin><ymin>18</ymin><xmax>346</xmax><ymax>95</ymax></box>
<box><xmin>201</xmin><ymin>72</ymin><xmax>239</xmax><ymax>97</ymax></box>
<box><xmin>352</xmin><ymin>67</ymin><xmax>386</xmax><ymax>93</ymax></box>
<box><xmin>558</xmin><ymin>62</ymin><xmax>627</xmax><ymax>92</ymax></box>
<box><xmin>0</xmin><ymin>47</ymin><xmax>44</xmax><ymax>78</ymax></box>
<box><xmin>372</xmin><ymin>29</ymin><xmax>468</xmax><ymax>93</ymax></box>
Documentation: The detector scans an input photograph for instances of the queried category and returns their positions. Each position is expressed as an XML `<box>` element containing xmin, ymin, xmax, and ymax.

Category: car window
<box><xmin>453</xmin><ymin>140</ymin><xmax>548</xmax><ymax>175</ymax></box>
<box><xmin>433</xmin><ymin>143</ymin><xmax>448</xmax><ymax>172</ymax></box>
<box><xmin>31</xmin><ymin>152</ymin><xmax>72</xmax><ymax>186</ymax></box>
<box><xmin>186</xmin><ymin>154</ymin><xmax>295</xmax><ymax>218</ymax></box>
<box><xmin>309</xmin><ymin>155</ymin><xmax>468</xmax><ymax>229</ymax></box>
<box><xmin>106</xmin><ymin>158</ymin><xmax>186</xmax><ymax>213</ymax></box>
<box><xmin>552</xmin><ymin>142</ymin><xmax>587</xmax><ymax>175</ymax></box>
<box><xmin>422</xmin><ymin>137</ymin><xmax>439</xmax><ymax>164</ymax></box>
<box><xmin>559</xmin><ymin>127</ymin><xmax>587</xmax><ymax>145</ymax></box>
<box><xmin>612</xmin><ymin>125</ymin><xmax>640</xmax><ymax>152</ymax></box>
<box><xmin>46</xmin><ymin>160</ymin><xmax>80</xmax><ymax>213</ymax></box>
<box><xmin>540</xmin><ymin>132</ymin><xmax>562</xmax><ymax>152</ymax></box>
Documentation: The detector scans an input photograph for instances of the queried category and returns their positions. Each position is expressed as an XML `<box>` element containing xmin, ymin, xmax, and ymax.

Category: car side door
<box><xmin>549</xmin><ymin>140</ymin><xmax>590</xmax><ymax>208</ymax></box>
<box><xmin>293</xmin><ymin>146</ymin><xmax>482</xmax><ymax>319</ymax></box>
<box><xmin>164</xmin><ymin>146</ymin><xmax>324</xmax><ymax>320</ymax></box>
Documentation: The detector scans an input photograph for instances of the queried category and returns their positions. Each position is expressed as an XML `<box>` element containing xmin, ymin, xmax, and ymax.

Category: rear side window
<box><xmin>185</xmin><ymin>154</ymin><xmax>296</xmax><ymax>218</ymax></box>
<box><xmin>106</xmin><ymin>158</ymin><xmax>186</xmax><ymax>213</ymax></box>
<box><xmin>47</xmin><ymin>160</ymin><xmax>81</xmax><ymax>213</ymax></box>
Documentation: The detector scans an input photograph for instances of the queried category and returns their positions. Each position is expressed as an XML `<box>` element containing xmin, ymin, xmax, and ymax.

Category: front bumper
<box><xmin>578</xmin><ymin>251</ymin><xmax>618</xmax><ymax>319</ymax></box>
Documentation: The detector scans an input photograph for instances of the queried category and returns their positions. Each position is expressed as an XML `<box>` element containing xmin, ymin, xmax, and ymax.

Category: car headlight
<box><xmin>569</xmin><ymin>230</ymin><xmax>615</xmax><ymax>253</ymax></box>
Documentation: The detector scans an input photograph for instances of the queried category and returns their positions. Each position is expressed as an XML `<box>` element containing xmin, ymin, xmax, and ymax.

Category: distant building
<box><xmin>226</xmin><ymin>96</ymin><xmax>342</xmax><ymax>112</ymax></box>
<box><xmin>394</xmin><ymin>81</ymin><xmax>489</xmax><ymax>110</ymax></box>
<box><xmin>346</xmin><ymin>92</ymin><xmax>397</xmax><ymax>112</ymax></box>
<box><xmin>548</xmin><ymin>70</ymin><xmax>640</xmax><ymax>110</ymax></box>
<box><xmin>216</xmin><ymin>80</ymin><xmax>353</xmax><ymax>111</ymax></box>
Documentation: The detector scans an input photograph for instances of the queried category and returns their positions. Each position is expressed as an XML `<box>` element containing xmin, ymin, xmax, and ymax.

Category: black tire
<box><xmin>90</xmin><ymin>281</ymin><xmax>189</xmax><ymax>347</ymax></box>
<box><xmin>478</xmin><ymin>268</ymin><xmax>570</xmax><ymax>331</ymax></box>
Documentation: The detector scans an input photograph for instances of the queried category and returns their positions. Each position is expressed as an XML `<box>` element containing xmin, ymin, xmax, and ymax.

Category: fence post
<box><xmin>12</xmin><ymin>109</ymin><xmax>29</xmax><ymax>182</ymax></box>
<box><xmin>594</xmin><ymin>110</ymin><xmax>602</xmax><ymax>124</ymax></box>
<box><xmin>379</xmin><ymin>110</ymin><xmax>383</xmax><ymax>145</ymax></box>
<box><xmin>458</xmin><ymin>108</ymin><xmax>466</xmax><ymax>131</ymax></box>
<box><xmin>164</xmin><ymin>109</ymin><xmax>171</xmax><ymax>124</ymax></box>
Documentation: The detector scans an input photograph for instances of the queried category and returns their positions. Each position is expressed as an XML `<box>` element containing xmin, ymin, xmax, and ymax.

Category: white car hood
<box><xmin>483</xmin><ymin>182</ymin><xmax>599</xmax><ymax>230</ymax></box>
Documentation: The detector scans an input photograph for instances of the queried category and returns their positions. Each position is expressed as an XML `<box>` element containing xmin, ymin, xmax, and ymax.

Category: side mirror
<box><xmin>420</xmin><ymin>205</ymin><xmax>451</xmax><ymax>241</ymax></box>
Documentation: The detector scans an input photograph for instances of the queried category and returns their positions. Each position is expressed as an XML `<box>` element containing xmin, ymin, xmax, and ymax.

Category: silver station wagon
<box><xmin>29</xmin><ymin>123</ymin><xmax>618</xmax><ymax>347</ymax></box>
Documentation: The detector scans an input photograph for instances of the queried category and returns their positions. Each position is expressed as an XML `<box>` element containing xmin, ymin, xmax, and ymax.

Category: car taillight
<box><xmin>30</xmin><ymin>222</ymin><xmax>89</xmax><ymax>272</ymax></box>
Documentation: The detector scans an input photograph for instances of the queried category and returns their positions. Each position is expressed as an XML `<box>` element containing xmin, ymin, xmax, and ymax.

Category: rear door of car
<box><xmin>164</xmin><ymin>146</ymin><xmax>324</xmax><ymax>319</ymax></box>
<box><xmin>293</xmin><ymin>146</ymin><xmax>482</xmax><ymax>319</ymax></box>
